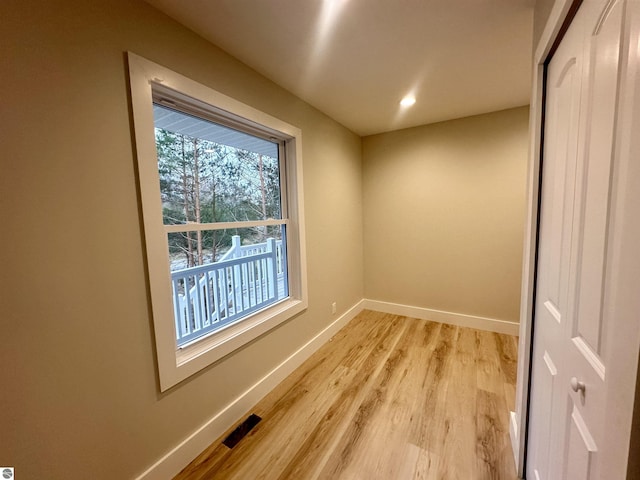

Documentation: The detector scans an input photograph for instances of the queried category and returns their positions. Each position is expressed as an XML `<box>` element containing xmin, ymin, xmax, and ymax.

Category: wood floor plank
<box><xmin>383</xmin><ymin>320</ymin><xmax>446</xmax><ymax>475</ymax></box>
<box><xmin>437</xmin><ymin>326</ymin><xmax>478</xmax><ymax>479</ymax></box>
<box><xmin>495</xmin><ymin>333</ymin><xmax>518</xmax><ymax>387</ymax></box>
<box><xmin>317</xmin><ymin>317</ymin><xmax>422</xmax><ymax>479</ymax></box>
<box><xmin>476</xmin><ymin>389</ymin><xmax>518</xmax><ymax>480</ymax></box>
<box><xmin>504</xmin><ymin>381</ymin><xmax>517</xmax><ymax>412</ymax></box>
<box><xmin>495</xmin><ymin>333</ymin><xmax>518</xmax><ymax>412</ymax></box>
<box><xmin>275</xmin><ymin>314</ymin><xmax>408</xmax><ymax>480</ymax></box>
<box><xmin>408</xmin><ymin>322</ymin><xmax>456</xmax><ymax>454</ymax></box>
<box><xmin>477</xmin><ymin>330</ymin><xmax>506</xmax><ymax>395</ymax></box>
<box><xmin>173</xmin><ymin>311</ymin><xmax>519</xmax><ymax>480</ymax></box>
<box><xmin>409</xmin><ymin>443</ymin><xmax>441</xmax><ymax>480</ymax></box>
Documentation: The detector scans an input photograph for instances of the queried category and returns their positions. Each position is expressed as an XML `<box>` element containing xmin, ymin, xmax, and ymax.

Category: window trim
<box><xmin>127</xmin><ymin>52</ymin><xmax>308</xmax><ymax>391</ymax></box>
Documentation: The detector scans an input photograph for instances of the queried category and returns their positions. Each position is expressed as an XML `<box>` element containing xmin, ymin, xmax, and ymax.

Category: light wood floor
<box><xmin>174</xmin><ymin>310</ymin><xmax>519</xmax><ymax>480</ymax></box>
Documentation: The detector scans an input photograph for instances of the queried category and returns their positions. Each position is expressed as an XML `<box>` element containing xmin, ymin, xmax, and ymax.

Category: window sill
<box><xmin>161</xmin><ymin>298</ymin><xmax>307</xmax><ymax>391</ymax></box>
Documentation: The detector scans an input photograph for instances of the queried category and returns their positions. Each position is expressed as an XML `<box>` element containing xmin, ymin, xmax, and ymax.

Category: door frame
<box><xmin>512</xmin><ymin>0</ymin><xmax>640</xmax><ymax>477</ymax></box>
<box><xmin>511</xmin><ymin>1</ymin><xmax>580</xmax><ymax>475</ymax></box>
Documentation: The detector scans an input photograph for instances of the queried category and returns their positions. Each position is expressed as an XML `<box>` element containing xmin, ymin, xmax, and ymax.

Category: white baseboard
<box><xmin>509</xmin><ymin>410</ymin><xmax>521</xmax><ymax>476</ymax></box>
<box><xmin>135</xmin><ymin>299</ymin><xmax>365</xmax><ymax>480</ymax></box>
<box><xmin>363</xmin><ymin>299</ymin><xmax>520</xmax><ymax>336</ymax></box>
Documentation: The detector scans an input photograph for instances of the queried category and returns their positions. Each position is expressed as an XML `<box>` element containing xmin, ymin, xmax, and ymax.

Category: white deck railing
<box><xmin>171</xmin><ymin>236</ymin><xmax>286</xmax><ymax>346</ymax></box>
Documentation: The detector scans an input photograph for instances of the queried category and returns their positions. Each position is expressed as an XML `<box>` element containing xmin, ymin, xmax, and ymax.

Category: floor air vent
<box><xmin>223</xmin><ymin>414</ymin><xmax>262</xmax><ymax>448</ymax></box>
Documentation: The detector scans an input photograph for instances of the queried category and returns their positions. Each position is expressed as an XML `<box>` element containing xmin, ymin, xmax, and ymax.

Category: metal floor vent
<box><xmin>223</xmin><ymin>414</ymin><xmax>262</xmax><ymax>448</ymax></box>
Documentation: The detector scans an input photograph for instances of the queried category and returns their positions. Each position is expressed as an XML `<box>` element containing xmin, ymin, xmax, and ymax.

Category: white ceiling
<box><xmin>146</xmin><ymin>0</ymin><xmax>534</xmax><ymax>136</ymax></box>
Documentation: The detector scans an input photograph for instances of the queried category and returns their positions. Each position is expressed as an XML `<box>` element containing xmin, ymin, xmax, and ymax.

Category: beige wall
<box><xmin>362</xmin><ymin>107</ymin><xmax>529</xmax><ymax>322</ymax></box>
<box><xmin>533</xmin><ymin>0</ymin><xmax>556</xmax><ymax>52</ymax></box>
<box><xmin>0</xmin><ymin>1</ymin><xmax>363</xmax><ymax>478</ymax></box>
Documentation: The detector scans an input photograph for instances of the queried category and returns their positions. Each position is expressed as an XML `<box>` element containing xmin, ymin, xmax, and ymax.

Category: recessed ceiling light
<box><xmin>400</xmin><ymin>95</ymin><xmax>416</xmax><ymax>107</ymax></box>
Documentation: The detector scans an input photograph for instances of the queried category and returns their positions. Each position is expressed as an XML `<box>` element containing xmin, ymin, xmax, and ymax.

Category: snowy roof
<box><xmin>153</xmin><ymin>104</ymin><xmax>278</xmax><ymax>158</ymax></box>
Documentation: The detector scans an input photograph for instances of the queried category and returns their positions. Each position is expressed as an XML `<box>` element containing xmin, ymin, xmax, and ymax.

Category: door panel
<box><xmin>531</xmin><ymin>352</ymin><xmax>558</xmax><ymax>480</ymax></box>
<box><xmin>564</xmin><ymin>406</ymin><xmax>598</xmax><ymax>479</ymax></box>
<box><xmin>541</xmin><ymin>54</ymin><xmax>581</xmax><ymax>317</ymax></box>
<box><xmin>573</xmin><ymin>0</ymin><xmax>623</xmax><ymax>356</ymax></box>
<box><xmin>527</xmin><ymin>9</ymin><xmax>584</xmax><ymax>477</ymax></box>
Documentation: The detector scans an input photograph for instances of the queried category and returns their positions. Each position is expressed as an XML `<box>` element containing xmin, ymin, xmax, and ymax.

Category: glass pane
<box><xmin>153</xmin><ymin>104</ymin><xmax>282</xmax><ymax>226</ymax></box>
<box><xmin>168</xmin><ymin>226</ymin><xmax>288</xmax><ymax>346</ymax></box>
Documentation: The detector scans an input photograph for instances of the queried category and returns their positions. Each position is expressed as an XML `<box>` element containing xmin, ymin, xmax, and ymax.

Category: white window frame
<box><xmin>128</xmin><ymin>53</ymin><xmax>308</xmax><ymax>391</ymax></box>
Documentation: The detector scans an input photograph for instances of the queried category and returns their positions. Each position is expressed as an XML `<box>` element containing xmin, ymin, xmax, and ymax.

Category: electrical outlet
<box><xmin>331</xmin><ymin>302</ymin><xmax>337</xmax><ymax>314</ymax></box>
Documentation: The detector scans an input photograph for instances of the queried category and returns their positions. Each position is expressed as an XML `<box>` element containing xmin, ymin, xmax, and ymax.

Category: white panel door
<box><xmin>527</xmin><ymin>7</ymin><xmax>584</xmax><ymax>477</ymax></box>
<box><xmin>527</xmin><ymin>0</ymin><xmax>640</xmax><ymax>478</ymax></box>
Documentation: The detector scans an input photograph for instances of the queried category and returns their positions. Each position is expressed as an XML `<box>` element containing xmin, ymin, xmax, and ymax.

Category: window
<box><xmin>153</xmin><ymin>102</ymin><xmax>291</xmax><ymax>347</ymax></box>
<box><xmin>128</xmin><ymin>53</ymin><xmax>307</xmax><ymax>391</ymax></box>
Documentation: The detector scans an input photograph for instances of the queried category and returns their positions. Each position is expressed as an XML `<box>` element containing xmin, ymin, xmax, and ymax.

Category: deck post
<box><xmin>232</xmin><ymin>235</ymin><xmax>242</xmax><ymax>312</ymax></box>
<box><xmin>231</xmin><ymin>235</ymin><xmax>242</xmax><ymax>258</ymax></box>
<box><xmin>267</xmin><ymin>238</ymin><xmax>276</xmax><ymax>299</ymax></box>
